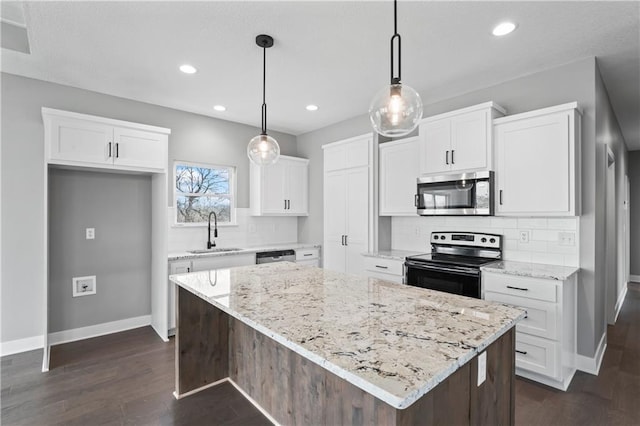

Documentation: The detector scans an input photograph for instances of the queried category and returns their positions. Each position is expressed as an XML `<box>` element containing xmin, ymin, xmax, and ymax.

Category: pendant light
<box><xmin>247</xmin><ymin>34</ymin><xmax>280</xmax><ymax>166</ymax></box>
<box><xmin>369</xmin><ymin>0</ymin><xmax>423</xmax><ymax>137</ymax></box>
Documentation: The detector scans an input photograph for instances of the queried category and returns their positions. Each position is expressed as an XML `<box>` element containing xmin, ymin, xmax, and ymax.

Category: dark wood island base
<box><xmin>176</xmin><ymin>287</ymin><xmax>516</xmax><ymax>426</ymax></box>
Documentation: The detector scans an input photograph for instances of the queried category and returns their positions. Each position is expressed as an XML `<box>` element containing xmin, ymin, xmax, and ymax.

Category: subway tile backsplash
<box><xmin>168</xmin><ymin>208</ymin><xmax>298</xmax><ymax>253</ymax></box>
<box><xmin>391</xmin><ymin>216</ymin><xmax>579</xmax><ymax>267</ymax></box>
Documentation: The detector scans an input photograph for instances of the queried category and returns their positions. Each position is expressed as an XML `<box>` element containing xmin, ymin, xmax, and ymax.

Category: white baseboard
<box><xmin>613</xmin><ymin>284</ymin><xmax>628</xmax><ymax>323</ymax></box>
<box><xmin>0</xmin><ymin>335</ymin><xmax>44</xmax><ymax>357</ymax></box>
<box><xmin>575</xmin><ymin>332</ymin><xmax>607</xmax><ymax>375</ymax></box>
<box><xmin>630</xmin><ymin>274</ymin><xmax>640</xmax><ymax>283</ymax></box>
<box><xmin>48</xmin><ymin>315</ymin><xmax>151</xmax><ymax>346</ymax></box>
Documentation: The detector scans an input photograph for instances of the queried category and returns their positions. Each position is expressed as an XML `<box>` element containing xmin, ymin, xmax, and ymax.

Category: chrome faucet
<box><xmin>207</xmin><ymin>211</ymin><xmax>218</xmax><ymax>249</ymax></box>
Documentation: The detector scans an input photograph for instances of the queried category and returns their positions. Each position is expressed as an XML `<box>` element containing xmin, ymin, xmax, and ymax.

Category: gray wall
<box><xmin>297</xmin><ymin>58</ymin><xmax>605</xmax><ymax>358</ymax></box>
<box><xmin>1</xmin><ymin>72</ymin><xmax>297</xmax><ymax>343</ymax></box>
<box><xmin>49</xmin><ymin>169</ymin><xmax>151</xmax><ymax>332</ymax></box>
<box><xmin>630</xmin><ymin>151</ymin><xmax>640</xmax><ymax>276</ymax></box>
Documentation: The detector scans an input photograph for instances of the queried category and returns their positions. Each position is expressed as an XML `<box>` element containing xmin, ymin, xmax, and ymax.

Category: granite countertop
<box><xmin>168</xmin><ymin>242</ymin><xmax>321</xmax><ymax>261</ymax></box>
<box><xmin>481</xmin><ymin>260</ymin><xmax>579</xmax><ymax>281</ymax></box>
<box><xmin>362</xmin><ymin>249</ymin><xmax>423</xmax><ymax>261</ymax></box>
<box><xmin>170</xmin><ymin>262</ymin><xmax>524</xmax><ymax>409</ymax></box>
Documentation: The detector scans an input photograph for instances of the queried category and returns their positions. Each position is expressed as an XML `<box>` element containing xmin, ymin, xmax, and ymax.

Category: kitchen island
<box><xmin>170</xmin><ymin>262</ymin><xmax>524</xmax><ymax>425</ymax></box>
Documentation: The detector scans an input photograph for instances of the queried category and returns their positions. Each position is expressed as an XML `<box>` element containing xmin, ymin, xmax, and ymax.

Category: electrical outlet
<box><xmin>519</xmin><ymin>230</ymin><xmax>530</xmax><ymax>243</ymax></box>
<box><xmin>477</xmin><ymin>351</ymin><xmax>487</xmax><ymax>386</ymax></box>
<box><xmin>86</xmin><ymin>228</ymin><xmax>95</xmax><ymax>240</ymax></box>
<box><xmin>72</xmin><ymin>275</ymin><xmax>96</xmax><ymax>297</ymax></box>
<box><xmin>558</xmin><ymin>231</ymin><xmax>576</xmax><ymax>246</ymax></box>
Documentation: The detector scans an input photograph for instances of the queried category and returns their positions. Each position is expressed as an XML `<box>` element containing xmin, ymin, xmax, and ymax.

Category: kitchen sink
<box><xmin>187</xmin><ymin>248</ymin><xmax>243</xmax><ymax>254</ymax></box>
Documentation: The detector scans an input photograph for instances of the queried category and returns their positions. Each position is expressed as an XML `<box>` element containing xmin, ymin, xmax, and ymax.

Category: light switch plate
<box><xmin>519</xmin><ymin>230</ymin><xmax>530</xmax><ymax>243</ymax></box>
<box><xmin>477</xmin><ymin>351</ymin><xmax>487</xmax><ymax>386</ymax></box>
<box><xmin>86</xmin><ymin>228</ymin><xmax>95</xmax><ymax>240</ymax></box>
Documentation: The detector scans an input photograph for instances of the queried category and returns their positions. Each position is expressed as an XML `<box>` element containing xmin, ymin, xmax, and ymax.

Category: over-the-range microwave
<box><xmin>415</xmin><ymin>171</ymin><xmax>494</xmax><ymax>216</ymax></box>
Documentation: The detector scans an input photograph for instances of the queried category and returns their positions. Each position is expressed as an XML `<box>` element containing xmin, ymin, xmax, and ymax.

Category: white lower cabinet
<box><xmin>363</xmin><ymin>256</ymin><xmax>405</xmax><ymax>284</ymax></box>
<box><xmin>168</xmin><ymin>253</ymin><xmax>256</xmax><ymax>334</ymax></box>
<box><xmin>295</xmin><ymin>248</ymin><xmax>320</xmax><ymax>267</ymax></box>
<box><xmin>483</xmin><ymin>271</ymin><xmax>576</xmax><ymax>390</ymax></box>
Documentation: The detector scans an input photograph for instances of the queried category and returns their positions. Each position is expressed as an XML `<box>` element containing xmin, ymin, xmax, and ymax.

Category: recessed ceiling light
<box><xmin>179</xmin><ymin>64</ymin><xmax>197</xmax><ymax>74</ymax></box>
<box><xmin>492</xmin><ymin>22</ymin><xmax>517</xmax><ymax>36</ymax></box>
<box><xmin>213</xmin><ymin>105</ymin><xmax>226</xmax><ymax>112</ymax></box>
<box><xmin>306</xmin><ymin>104</ymin><xmax>319</xmax><ymax>111</ymax></box>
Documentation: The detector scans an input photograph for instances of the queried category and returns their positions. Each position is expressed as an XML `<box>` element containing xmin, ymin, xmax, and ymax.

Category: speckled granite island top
<box><xmin>481</xmin><ymin>260</ymin><xmax>579</xmax><ymax>281</ymax></box>
<box><xmin>170</xmin><ymin>262</ymin><xmax>524</xmax><ymax>410</ymax></box>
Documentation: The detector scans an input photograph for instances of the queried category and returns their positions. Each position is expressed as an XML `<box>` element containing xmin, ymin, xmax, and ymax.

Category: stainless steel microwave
<box><xmin>415</xmin><ymin>171</ymin><xmax>494</xmax><ymax>216</ymax></box>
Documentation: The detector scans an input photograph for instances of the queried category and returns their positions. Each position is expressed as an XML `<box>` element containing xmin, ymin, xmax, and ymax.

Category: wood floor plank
<box><xmin>2</xmin><ymin>282</ymin><xmax>639</xmax><ymax>425</ymax></box>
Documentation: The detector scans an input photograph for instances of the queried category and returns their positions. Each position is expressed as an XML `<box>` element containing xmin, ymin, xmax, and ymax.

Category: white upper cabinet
<box><xmin>324</xmin><ymin>135</ymin><xmax>370</xmax><ymax>172</ymax></box>
<box><xmin>43</xmin><ymin>108</ymin><xmax>170</xmax><ymax>173</ymax></box>
<box><xmin>494</xmin><ymin>103</ymin><xmax>580</xmax><ymax>216</ymax></box>
<box><xmin>379</xmin><ymin>136</ymin><xmax>420</xmax><ymax>216</ymax></box>
<box><xmin>419</xmin><ymin>102</ymin><xmax>505</xmax><ymax>175</ymax></box>
<box><xmin>250</xmin><ymin>155</ymin><xmax>309</xmax><ymax>216</ymax></box>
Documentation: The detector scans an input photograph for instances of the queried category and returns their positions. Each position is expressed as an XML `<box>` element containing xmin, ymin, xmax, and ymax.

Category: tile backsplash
<box><xmin>391</xmin><ymin>216</ymin><xmax>579</xmax><ymax>267</ymax></box>
<box><xmin>168</xmin><ymin>208</ymin><xmax>298</xmax><ymax>253</ymax></box>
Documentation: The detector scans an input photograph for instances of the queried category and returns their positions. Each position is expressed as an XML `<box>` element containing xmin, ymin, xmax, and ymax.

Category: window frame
<box><xmin>173</xmin><ymin>160</ymin><xmax>237</xmax><ymax>227</ymax></box>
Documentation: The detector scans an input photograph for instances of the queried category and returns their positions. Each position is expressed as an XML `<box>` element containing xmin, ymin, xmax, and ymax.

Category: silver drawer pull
<box><xmin>506</xmin><ymin>285</ymin><xmax>529</xmax><ymax>291</ymax></box>
<box><xmin>515</xmin><ymin>349</ymin><xmax>528</xmax><ymax>355</ymax></box>
<box><xmin>375</xmin><ymin>265</ymin><xmax>388</xmax><ymax>269</ymax></box>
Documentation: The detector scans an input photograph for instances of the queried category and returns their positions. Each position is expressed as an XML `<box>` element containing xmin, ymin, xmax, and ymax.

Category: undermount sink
<box><xmin>187</xmin><ymin>248</ymin><xmax>243</xmax><ymax>254</ymax></box>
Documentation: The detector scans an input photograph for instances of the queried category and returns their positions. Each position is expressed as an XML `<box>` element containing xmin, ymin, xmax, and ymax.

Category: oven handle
<box><xmin>405</xmin><ymin>261</ymin><xmax>480</xmax><ymax>277</ymax></box>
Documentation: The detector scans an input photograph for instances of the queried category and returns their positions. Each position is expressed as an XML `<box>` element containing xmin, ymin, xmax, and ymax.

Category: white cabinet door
<box><xmin>450</xmin><ymin>109</ymin><xmax>488</xmax><ymax>172</ymax></box>
<box><xmin>49</xmin><ymin>116</ymin><xmax>113</xmax><ymax>166</ymax></box>
<box><xmin>113</xmin><ymin>127</ymin><xmax>167</xmax><ymax>171</ymax></box>
<box><xmin>286</xmin><ymin>159</ymin><xmax>309</xmax><ymax>215</ymax></box>
<box><xmin>345</xmin><ymin>167</ymin><xmax>369</xmax><ymax>250</ymax></box>
<box><xmin>495</xmin><ymin>106</ymin><xmax>577</xmax><ymax>216</ymax></box>
<box><xmin>419</xmin><ymin>119</ymin><xmax>451</xmax><ymax>174</ymax></box>
<box><xmin>323</xmin><ymin>170</ymin><xmax>347</xmax><ymax>272</ymax></box>
<box><xmin>324</xmin><ymin>135</ymin><xmax>370</xmax><ymax>171</ymax></box>
<box><xmin>261</xmin><ymin>161</ymin><xmax>287</xmax><ymax>214</ymax></box>
<box><xmin>379</xmin><ymin>137</ymin><xmax>420</xmax><ymax>216</ymax></box>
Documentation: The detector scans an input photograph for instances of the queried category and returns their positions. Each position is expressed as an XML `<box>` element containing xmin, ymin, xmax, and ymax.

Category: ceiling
<box><xmin>2</xmin><ymin>1</ymin><xmax>639</xmax><ymax>149</ymax></box>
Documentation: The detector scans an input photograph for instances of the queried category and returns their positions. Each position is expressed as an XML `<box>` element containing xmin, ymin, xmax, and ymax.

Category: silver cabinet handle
<box><xmin>445</xmin><ymin>150</ymin><xmax>449</xmax><ymax>165</ymax></box>
<box><xmin>507</xmin><ymin>285</ymin><xmax>529</xmax><ymax>291</ymax></box>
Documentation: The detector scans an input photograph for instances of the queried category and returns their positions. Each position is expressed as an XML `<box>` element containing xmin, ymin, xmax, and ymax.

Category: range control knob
<box><xmin>434</xmin><ymin>235</ymin><xmax>439</xmax><ymax>240</ymax></box>
<box><xmin>441</xmin><ymin>235</ymin><xmax>446</xmax><ymax>240</ymax></box>
<box><xmin>481</xmin><ymin>237</ymin><xmax>487</xmax><ymax>243</ymax></box>
<box><xmin>490</xmin><ymin>238</ymin><xmax>496</xmax><ymax>244</ymax></box>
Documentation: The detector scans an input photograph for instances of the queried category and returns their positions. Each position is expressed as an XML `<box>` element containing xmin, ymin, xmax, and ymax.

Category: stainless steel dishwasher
<box><xmin>255</xmin><ymin>249</ymin><xmax>296</xmax><ymax>264</ymax></box>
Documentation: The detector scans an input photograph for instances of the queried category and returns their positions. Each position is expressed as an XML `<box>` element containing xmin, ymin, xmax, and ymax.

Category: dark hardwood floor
<box><xmin>2</xmin><ymin>282</ymin><xmax>639</xmax><ymax>425</ymax></box>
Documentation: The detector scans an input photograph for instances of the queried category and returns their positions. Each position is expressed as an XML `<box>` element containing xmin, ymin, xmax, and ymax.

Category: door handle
<box><xmin>499</xmin><ymin>190</ymin><xmax>503</xmax><ymax>205</ymax></box>
<box><xmin>108</xmin><ymin>142</ymin><xmax>112</xmax><ymax>158</ymax></box>
<box><xmin>375</xmin><ymin>265</ymin><xmax>388</xmax><ymax>269</ymax></box>
<box><xmin>451</xmin><ymin>149</ymin><xmax>455</xmax><ymax>164</ymax></box>
<box><xmin>284</xmin><ymin>199</ymin><xmax>287</xmax><ymax>210</ymax></box>
<box><xmin>445</xmin><ymin>150</ymin><xmax>449</xmax><ymax>165</ymax></box>
<box><xmin>115</xmin><ymin>143</ymin><xmax>119</xmax><ymax>158</ymax></box>
<box><xmin>287</xmin><ymin>200</ymin><xmax>290</xmax><ymax>210</ymax></box>
<box><xmin>506</xmin><ymin>285</ymin><xmax>529</xmax><ymax>291</ymax></box>
<box><xmin>341</xmin><ymin>235</ymin><xmax>344</xmax><ymax>246</ymax></box>
<box><xmin>187</xmin><ymin>267</ymin><xmax>190</xmax><ymax>273</ymax></box>
<box><xmin>515</xmin><ymin>349</ymin><xmax>528</xmax><ymax>355</ymax></box>
<box><xmin>345</xmin><ymin>235</ymin><xmax>348</xmax><ymax>246</ymax></box>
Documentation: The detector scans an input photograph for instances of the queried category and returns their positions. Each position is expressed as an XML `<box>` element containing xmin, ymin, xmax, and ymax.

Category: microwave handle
<box><xmin>415</xmin><ymin>194</ymin><xmax>419</xmax><ymax>207</ymax></box>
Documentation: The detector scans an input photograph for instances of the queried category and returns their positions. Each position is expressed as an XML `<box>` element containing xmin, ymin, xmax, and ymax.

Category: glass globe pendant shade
<box><xmin>247</xmin><ymin>133</ymin><xmax>280</xmax><ymax>166</ymax></box>
<box><xmin>369</xmin><ymin>83</ymin><xmax>423</xmax><ymax>137</ymax></box>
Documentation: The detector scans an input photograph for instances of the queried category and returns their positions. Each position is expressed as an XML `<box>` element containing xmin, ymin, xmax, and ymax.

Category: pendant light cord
<box><xmin>390</xmin><ymin>0</ymin><xmax>401</xmax><ymax>85</ymax></box>
<box><xmin>261</xmin><ymin>44</ymin><xmax>268</xmax><ymax>135</ymax></box>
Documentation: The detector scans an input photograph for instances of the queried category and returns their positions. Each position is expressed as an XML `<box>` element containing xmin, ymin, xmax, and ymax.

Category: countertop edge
<box><xmin>171</xmin><ymin>276</ymin><xmax>525</xmax><ymax>410</ymax></box>
<box><xmin>168</xmin><ymin>243</ymin><xmax>322</xmax><ymax>261</ymax></box>
<box><xmin>480</xmin><ymin>260</ymin><xmax>580</xmax><ymax>281</ymax></box>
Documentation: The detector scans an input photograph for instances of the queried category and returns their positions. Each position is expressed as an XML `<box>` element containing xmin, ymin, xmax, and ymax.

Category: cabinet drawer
<box><xmin>483</xmin><ymin>273</ymin><xmax>557</xmax><ymax>302</ymax></box>
<box><xmin>366</xmin><ymin>270</ymin><xmax>404</xmax><ymax>284</ymax></box>
<box><xmin>485</xmin><ymin>291</ymin><xmax>558</xmax><ymax>339</ymax></box>
<box><xmin>363</xmin><ymin>256</ymin><xmax>405</xmax><ymax>276</ymax></box>
<box><xmin>295</xmin><ymin>248</ymin><xmax>319</xmax><ymax>261</ymax></box>
<box><xmin>515</xmin><ymin>333</ymin><xmax>559</xmax><ymax>379</ymax></box>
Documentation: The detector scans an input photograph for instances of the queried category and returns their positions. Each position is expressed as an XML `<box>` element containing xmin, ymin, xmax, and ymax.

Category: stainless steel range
<box><xmin>404</xmin><ymin>232</ymin><xmax>502</xmax><ymax>298</ymax></box>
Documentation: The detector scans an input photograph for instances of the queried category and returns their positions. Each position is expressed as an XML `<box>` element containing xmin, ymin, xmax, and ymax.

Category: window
<box><xmin>174</xmin><ymin>162</ymin><xmax>236</xmax><ymax>225</ymax></box>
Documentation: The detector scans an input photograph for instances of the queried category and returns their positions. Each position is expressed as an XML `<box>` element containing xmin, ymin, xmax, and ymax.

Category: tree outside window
<box><xmin>175</xmin><ymin>162</ymin><xmax>235</xmax><ymax>224</ymax></box>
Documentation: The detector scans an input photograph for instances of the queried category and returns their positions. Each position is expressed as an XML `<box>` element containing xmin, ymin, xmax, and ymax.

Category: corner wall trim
<box><xmin>629</xmin><ymin>275</ymin><xmax>640</xmax><ymax>284</ymax></box>
<box><xmin>48</xmin><ymin>315</ymin><xmax>152</xmax><ymax>346</ymax></box>
<box><xmin>0</xmin><ymin>335</ymin><xmax>44</xmax><ymax>357</ymax></box>
<box><xmin>613</xmin><ymin>284</ymin><xmax>628</xmax><ymax>323</ymax></box>
<box><xmin>575</xmin><ymin>332</ymin><xmax>607</xmax><ymax>375</ymax></box>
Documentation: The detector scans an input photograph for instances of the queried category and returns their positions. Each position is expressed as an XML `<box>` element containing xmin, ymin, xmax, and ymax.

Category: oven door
<box><xmin>404</xmin><ymin>261</ymin><xmax>481</xmax><ymax>298</ymax></box>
